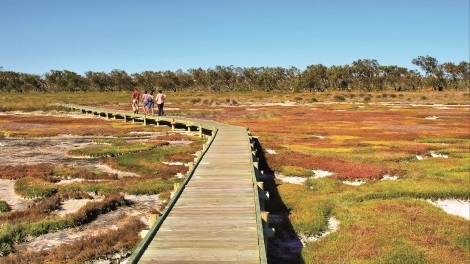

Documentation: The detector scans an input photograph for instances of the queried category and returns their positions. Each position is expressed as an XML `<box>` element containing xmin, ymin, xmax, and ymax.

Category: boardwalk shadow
<box><xmin>253</xmin><ymin>138</ymin><xmax>305</xmax><ymax>264</ymax></box>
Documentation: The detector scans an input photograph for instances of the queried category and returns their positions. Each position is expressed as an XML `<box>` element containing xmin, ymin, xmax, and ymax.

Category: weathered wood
<box><xmin>53</xmin><ymin>105</ymin><xmax>267</xmax><ymax>264</ymax></box>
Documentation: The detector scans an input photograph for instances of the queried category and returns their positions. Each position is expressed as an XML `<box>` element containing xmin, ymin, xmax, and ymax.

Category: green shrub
<box><xmin>0</xmin><ymin>201</ymin><xmax>10</xmax><ymax>213</ymax></box>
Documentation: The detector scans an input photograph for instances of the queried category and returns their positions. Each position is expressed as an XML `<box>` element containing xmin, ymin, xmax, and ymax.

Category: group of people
<box><xmin>131</xmin><ymin>89</ymin><xmax>166</xmax><ymax>116</ymax></box>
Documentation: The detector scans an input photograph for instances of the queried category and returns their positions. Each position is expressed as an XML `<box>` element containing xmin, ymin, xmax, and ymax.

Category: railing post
<box><xmin>149</xmin><ymin>214</ymin><xmax>158</xmax><ymax>227</ymax></box>
<box><xmin>170</xmin><ymin>182</ymin><xmax>180</xmax><ymax>199</ymax></box>
<box><xmin>198</xmin><ymin>124</ymin><xmax>202</xmax><ymax>137</ymax></box>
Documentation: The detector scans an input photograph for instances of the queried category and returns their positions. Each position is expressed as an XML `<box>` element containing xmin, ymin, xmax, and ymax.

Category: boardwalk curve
<box><xmin>61</xmin><ymin>105</ymin><xmax>269</xmax><ymax>264</ymax></box>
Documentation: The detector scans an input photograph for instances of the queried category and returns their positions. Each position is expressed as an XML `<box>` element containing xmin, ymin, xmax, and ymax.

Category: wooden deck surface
<box><xmin>137</xmin><ymin>126</ymin><xmax>263</xmax><ymax>263</ymax></box>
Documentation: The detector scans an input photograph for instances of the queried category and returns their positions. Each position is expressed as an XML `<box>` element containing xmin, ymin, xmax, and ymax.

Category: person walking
<box><xmin>141</xmin><ymin>90</ymin><xmax>149</xmax><ymax>115</ymax></box>
<box><xmin>147</xmin><ymin>91</ymin><xmax>155</xmax><ymax>116</ymax></box>
<box><xmin>156</xmin><ymin>90</ymin><xmax>166</xmax><ymax>116</ymax></box>
<box><xmin>131</xmin><ymin>88</ymin><xmax>140</xmax><ymax>114</ymax></box>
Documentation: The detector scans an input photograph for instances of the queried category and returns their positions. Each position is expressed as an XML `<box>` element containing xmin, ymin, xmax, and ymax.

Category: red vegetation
<box><xmin>266</xmin><ymin>152</ymin><xmax>398</xmax><ymax>180</ymax></box>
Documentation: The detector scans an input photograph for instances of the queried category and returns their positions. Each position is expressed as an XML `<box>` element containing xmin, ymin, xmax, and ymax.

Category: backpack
<box><xmin>148</xmin><ymin>95</ymin><xmax>154</xmax><ymax>102</ymax></box>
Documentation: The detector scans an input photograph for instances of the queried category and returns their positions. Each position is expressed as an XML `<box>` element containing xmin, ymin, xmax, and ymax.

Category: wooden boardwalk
<box><xmin>62</xmin><ymin>105</ymin><xmax>268</xmax><ymax>264</ymax></box>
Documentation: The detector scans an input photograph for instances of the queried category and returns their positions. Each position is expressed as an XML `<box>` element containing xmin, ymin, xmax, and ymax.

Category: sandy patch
<box><xmin>94</xmin><ymin>164</ymin><xmax>139</xmax><ymax>178</ymax></box>
<box><xmin>381</xmin><ymin>175</ymin><xmax>399</xmax><ymax>181</ymax></box>
<box><xmin>427</xmin><ymin>199</ymin><xmax>470</xmax><ymax>220</ymax></box>
<box><xmin>312</xmin><ymin>169</ymin><xmax>334</xmax><ymax>178</ymax></box>
<box><xmin>55</xmin><ymin>198</ymin><xmax>95</xmax><ymax>217</ymax></box>
<box><xmin>430</xmin><ymin>151</ymin><xmax>449</xmax><ymax>158</ymax></box>
<box><xmin>162</xmin><ymin>161</ymin><xmax>185</xmax><ymax>166</ymax></box>
<box><xmin>277</xmin><ymin>170</ymin><xmax>334</xmax><ymax>185</ymax></box>
<box><xmin>300</xmin><ymin>217</ymin><xmax>340</xmax><ymax>244</ymax></box>
<box><xmin>425</xmin><ymin>116</ymin><xmax>439</xmax><ymax>120</ymax></box>
<box><xmin>266</xmin><ymin>149</ymin><xmax>277</xmax><ymax>154</ymax></box>
<box><xmin>342</xmin><ymin>180</ymin><xmax>366</xmax><ymax>186</ymax></box>
<box><xmin>0</xmin><ymin>179</ymin><xmax>32</xmax><ymax>211</ymax></box>
<box><xmin>417</xmin><ymin>150</ymin><xmax>449</xmax><ymax>160</ymax></box>
<box><xmin>276</xmin><ymin>175</ymin><xmax>307</xmax><ymax>185</ymax></box>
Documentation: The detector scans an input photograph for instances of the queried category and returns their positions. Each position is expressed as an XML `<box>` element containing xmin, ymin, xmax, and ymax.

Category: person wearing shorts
<box><xmin>147</xmin><ymin>91</ymin><xmax>155</xmax><ymax>116</ymax></box>
<box><xmin>141</xmin><ymin>90</ymin><xmax>149</xmax><ymax>115</ymax></box>
<box><xmin>131</xmin><ymin>88</ymin><xmax>140</xmax><ymax>114</ymax></box>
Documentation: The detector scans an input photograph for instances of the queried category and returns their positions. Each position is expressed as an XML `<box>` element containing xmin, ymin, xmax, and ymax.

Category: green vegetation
<box><xmin>1</xmin><ymin>56</ymin><xmax>468</xmax><ymax>93</ymax></box>
<box><xmin>0</xmin><ymin>201</ymin><xmax>10</xmax><ymax>213</ymax></box>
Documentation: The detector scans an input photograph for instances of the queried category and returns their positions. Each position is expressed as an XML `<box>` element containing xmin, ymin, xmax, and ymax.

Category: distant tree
<box><xmin>351</xmin><ymin>59</ymin><xmax>380</xmax><ymax>91</ymax></box>
<box><xmin>327</xmin><ymin>65</ymin><xmax>351</xmax><ymax>91</ymax></box>
<box><xmin>380</xmin><ymin>65</ymin><xmax>408</xmax><ymax>91</ymax></box>
<box><xmin>109</xmin><ymin>69</ymin><xmax>133</xmax><ymax>92</ymax></box>
<box><xmin>188</xmin><ymin>68</ymin><xmax>207</xmax><ymax>91</ymax></box>
<box><xmin>456</xmin><ymin>61</ymin><xmax>470</xmax><ymax>90</ymax></box>
<box><xmin>85</xmin><ymin>71</ymin><xmax>112</xmax><ymax>92</ymax></box>
<box><xmin>301</xmin><ymin>64</ymin><xmax>328</xmax><ymax>92</ymax></box>
<box><xmin>412</xmin><ymin>55</ymin><xmax>445</xmax><ymax>91</ymax></box>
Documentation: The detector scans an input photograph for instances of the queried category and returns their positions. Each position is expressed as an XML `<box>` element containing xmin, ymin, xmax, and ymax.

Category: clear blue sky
<box><xmin>1</xmin><ymin>0</ymin><xmax>468</xmax><ymax>76</ymax></box>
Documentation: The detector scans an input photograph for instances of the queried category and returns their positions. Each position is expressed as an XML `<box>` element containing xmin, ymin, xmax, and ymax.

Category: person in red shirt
<box><xmin>131</xmin><ymin>88</ymin><xmax>140</xmax><ymax>114</ymax></box>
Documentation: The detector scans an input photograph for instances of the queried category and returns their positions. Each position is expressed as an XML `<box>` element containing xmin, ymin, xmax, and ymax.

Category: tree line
<box><xmin>0</xmin><ymin>56</ymin><xmax>468</xmax><ymax>93</ymax></box>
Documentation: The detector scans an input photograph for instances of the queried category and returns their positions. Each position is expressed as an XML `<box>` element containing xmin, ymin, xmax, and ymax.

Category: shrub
<box><xmin>333</xmin><ymin>95</ymin><xmax>346</xmax><ymax>102</ymax></box>
<box><xmin>0</xmin><ymin>201</ymin><xmax>10</xmax><ymax>213</ymax></box>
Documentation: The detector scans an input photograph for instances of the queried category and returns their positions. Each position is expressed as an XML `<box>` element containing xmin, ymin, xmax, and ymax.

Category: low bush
<box><xmin>0</xmin><ymin>201</ymin><xmax>10</xmax><ymax>213</ymax></box>
<box><xmin>333</xmin><ymin>95</ymin><xmax>346</xmax><ymax>102</ymax></box>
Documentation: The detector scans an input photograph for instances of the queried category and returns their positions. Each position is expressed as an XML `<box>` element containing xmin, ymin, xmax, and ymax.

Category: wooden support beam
<box><xmin>261</xmin><ymin>211</ymin><xmax>269</xmax><ymax>228</ymax></box>
<box><xmin>198</xmin><ymin>124</ymin><xmax>202</xmax><ymax>137</ymax></box>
